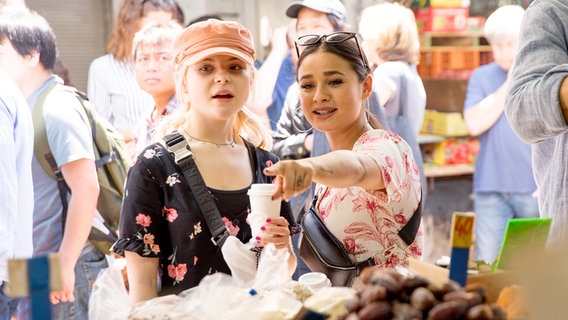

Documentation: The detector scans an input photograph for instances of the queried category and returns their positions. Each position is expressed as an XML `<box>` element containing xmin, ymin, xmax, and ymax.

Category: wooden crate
<box><xmin>419</xmin><ymin>31</ymin><xmax>489</xmax><ymax>48</ymax></box>
<box><xmin>419</xmin><ymin>49</ymin><xmax>481</xmax><ymax>79</ymax></box>
<box><xmin>418</xmin><ymin>30</ymin><xmax>493</xmax><ymax>79</ymax></box>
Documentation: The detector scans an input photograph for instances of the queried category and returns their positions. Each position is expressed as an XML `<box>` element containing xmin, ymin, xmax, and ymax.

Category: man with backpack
<box><xmin>0</xmin><ymin>9</ymin><xmax>106</xmax><ymax>319</ymax></box>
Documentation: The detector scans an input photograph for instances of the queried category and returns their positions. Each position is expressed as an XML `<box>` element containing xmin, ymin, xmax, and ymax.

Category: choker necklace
<box><xmin>183</xmin><ymin>127</ymin><xmax>235</xmax><ymax>149</ymax></box>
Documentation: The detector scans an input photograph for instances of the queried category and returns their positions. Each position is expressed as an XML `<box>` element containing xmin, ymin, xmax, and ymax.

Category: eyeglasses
<box><xmin>295</xmin><ymin>32</ymin><xmax>370</xmax><ymax>72</ymax></box>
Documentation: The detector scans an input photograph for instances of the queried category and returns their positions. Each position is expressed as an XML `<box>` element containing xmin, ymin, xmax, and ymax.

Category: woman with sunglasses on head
<box><xmin>112</xmin><ymin>19</ymin><xmax>298</xmax><ymax>304</ymax></box>
<box><xmin>264</xmin><ymin>32</ymin><xmax>423</xmax><ymax>271</ymax></box>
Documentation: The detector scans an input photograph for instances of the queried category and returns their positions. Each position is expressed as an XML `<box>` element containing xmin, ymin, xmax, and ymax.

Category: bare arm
<box><xmin>52</xmin><ymin>158</ymin><xmax>99</xmax><ymax>304</ymax></box>
<box><xmin>464</xmin><ymin>80</ymin><xmax>508</xmax><ymax>136</ymax></box>
<box><xmin>264</xmin><ymin>150</ymin><xmax>384</xmax><ymax>201</ymax></box>
<box><xmin>249</xmin><ymin>26</ymin><xmax>289</xmax><ymax>125</ymax></box>
<box><xmin>558</xmin><ymin>77</ymin><xmax>568</xmax><ymax>124</ymax></box>
<box><xmin>125</xmin><ymin>252</ymin><xmax>159</xmax><ymax>305</ymax></box>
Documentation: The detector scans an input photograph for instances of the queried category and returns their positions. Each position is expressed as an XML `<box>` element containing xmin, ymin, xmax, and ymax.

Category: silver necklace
<box><xmin>183</xmin><ymin>127</ymin><xmax>235</xmax><ymax>149</ymax></box>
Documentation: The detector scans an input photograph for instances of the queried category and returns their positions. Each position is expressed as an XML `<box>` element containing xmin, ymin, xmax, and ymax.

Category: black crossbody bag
<box><xmin>299</xmin><ymin>195</ymin><xmax>422</xmax><ymax>287</ymax></box>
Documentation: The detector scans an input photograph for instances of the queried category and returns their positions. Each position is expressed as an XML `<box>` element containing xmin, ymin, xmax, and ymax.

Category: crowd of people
<box><xmin>1</xmin><ymin>0</ymin><xmax>566</xmax><ymax>319</ymax></box>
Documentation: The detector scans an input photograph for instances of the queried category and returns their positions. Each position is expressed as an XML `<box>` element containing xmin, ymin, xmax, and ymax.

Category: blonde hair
<box><xmin>484</xmin><ymin>5</ymin><xmax>525</xmax><ymax>45</ymax></box>
<box><xmin>358</xmin><ymin>2</ymin><xmax>420</xmax><ymax>65</ymax></box>
<box><xmin>155</xmin><ymin>60</ymin><xmax>273</xmax><ymax>150</ymax></box>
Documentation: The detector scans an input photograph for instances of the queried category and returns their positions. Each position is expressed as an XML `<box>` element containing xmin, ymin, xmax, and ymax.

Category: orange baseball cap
<box><xmin>173</xmin><ymin>19</ymin><xmax>256</xmax><ymax>66</ymax></box>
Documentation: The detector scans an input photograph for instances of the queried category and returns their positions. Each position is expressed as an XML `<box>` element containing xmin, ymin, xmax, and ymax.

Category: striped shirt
<box><xmin>87</xmin><ymin>54</ymin><xmax>154</xmax><ymax>131</ymax></box>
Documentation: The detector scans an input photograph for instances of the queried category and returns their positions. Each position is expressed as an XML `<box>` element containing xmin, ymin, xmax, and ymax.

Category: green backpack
<box><xmin>32</xmin><ymin>81</ymin><xmax>131</xmax><ymax>255</ymax></box>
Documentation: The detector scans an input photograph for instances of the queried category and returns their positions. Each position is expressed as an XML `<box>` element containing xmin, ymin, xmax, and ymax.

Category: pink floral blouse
<box><xmin>315</xmin><ymin>129</ymin><xmax>423</xmax><ymax>268</ymax></box>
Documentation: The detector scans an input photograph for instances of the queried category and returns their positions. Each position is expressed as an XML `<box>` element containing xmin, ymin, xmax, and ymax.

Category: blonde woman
<box><xmin>112</xmin><ymin>20</ymin><xmax>298</xmax><ymax>304</ymax></box>
<box><xmin>359</xmin><ymin>2</ymin><xmax>427</xmax><ymax>200</ymax></box>
<box><xmin>358</xmin><ymin>3</ymin><xmax>426</xmax><ymax>135</ymax></box>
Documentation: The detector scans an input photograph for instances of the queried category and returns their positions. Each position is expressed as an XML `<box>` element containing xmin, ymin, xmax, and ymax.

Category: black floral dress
<box><xmin>112</xmin><ymin>138</ymin><xmax>298</xmax><ymax>295</ymax></box>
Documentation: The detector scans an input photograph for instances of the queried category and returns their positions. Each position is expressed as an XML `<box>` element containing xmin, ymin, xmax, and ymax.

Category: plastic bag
<box><xmin>122</xmin><ymin>243</ymin><xmax>302</xmax><ymax>319</ymax></box>
<box><xmin>89</xmin><ymin>262</ymin><xmax>130</xmax><ymax>320</ymax></box>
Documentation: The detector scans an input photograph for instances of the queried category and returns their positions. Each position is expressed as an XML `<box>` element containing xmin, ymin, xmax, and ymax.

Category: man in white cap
<box><xmin>274</xmin><ymin>0</ymin><xmax>349</xmax><ymax>164</ymax></box>
<box><xmin>285</xmin><ymin>0</ymin><xmax>347</xmax><ymax>32</ymax></box>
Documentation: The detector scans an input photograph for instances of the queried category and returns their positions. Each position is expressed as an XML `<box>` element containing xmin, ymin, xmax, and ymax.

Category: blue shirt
<box><xmin>0</xmin><ymin>72</ymin><xmax>34</xmax><ymax>281</ymax></box>
<box><xmin>267</xmin><ymin>54</ymin><xmax>296</xmax><ymax>131</ymax></box>
<box><xmin>464</xmin><ymin>62</ymin><xmax>536</xmax><ymax>193</ymax></box>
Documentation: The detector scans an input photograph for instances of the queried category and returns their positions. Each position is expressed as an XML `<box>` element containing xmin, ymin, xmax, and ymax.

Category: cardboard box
<box><xmin>414</xmin><ymin>7</ymin><xmax>469</xmax><ymax>32</ymax></box>
<box><xmin>423</xmin><ymin>79</ymin><xmax>468</xmax><ymax>113</ymax></box>
<box><xmin>421</xmin><ymin>109</ymin><xmax>470</xmax><ymax>136</ymax></box>
<box><xmin>408</xmin><ymin>258</ymin><xmax>519</xmax><ymax>303</ymax></box>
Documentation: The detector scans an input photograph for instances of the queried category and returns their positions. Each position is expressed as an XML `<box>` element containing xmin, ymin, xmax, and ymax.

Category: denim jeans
<box><xmin>0</xmin><ymin>282</ymin><xmax>20</xmax><ymax>320</ymax></box>
<box><xmin>291</xmin><ymin>233</ymin><xmax>311</xmax><ymax>280</ymax></box>
<box><xmin>474</xmin><ymin>192</ymin><xmax>539</xmax><ymax>264</ymax></box>
<box><xmin>17</xmin><ymin>243</ymin><xmax>107</xmax><ymax>320</ymax></box>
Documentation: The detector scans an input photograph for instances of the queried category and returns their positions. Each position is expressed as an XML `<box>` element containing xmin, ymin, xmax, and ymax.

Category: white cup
<box><xmin>298</xmin><ymin>272</ymin><xmax>332</xmax><ymax>292</ymax></box>
<box><xmin>247</xmin><ymin>183</ymin><xmax>280</xmax><ymax>241</ymax></box>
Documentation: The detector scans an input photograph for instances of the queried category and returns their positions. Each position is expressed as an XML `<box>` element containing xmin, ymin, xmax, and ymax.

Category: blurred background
<box><xmin>25</xmin><ymin>0</ymin><xmax>531</xmax><ymax>92</ymax></box>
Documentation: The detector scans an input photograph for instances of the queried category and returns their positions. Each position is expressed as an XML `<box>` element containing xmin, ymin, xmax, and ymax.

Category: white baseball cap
<box><xmin>286</xmin><ymin>0</ymin><xmax>347</xmax><ymax>22</ymax></box>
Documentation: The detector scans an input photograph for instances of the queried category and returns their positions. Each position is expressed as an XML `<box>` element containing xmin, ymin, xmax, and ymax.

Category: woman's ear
<box><xmin>362</xmin><ymin>74</ymin><xmax>373</xmax><ymax>100</ymax></box>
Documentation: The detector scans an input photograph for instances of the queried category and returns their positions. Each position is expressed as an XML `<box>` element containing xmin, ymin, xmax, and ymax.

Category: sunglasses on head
<box><xmin>294</xmin><ymin>32</ymin><xmax>370</xmax><ymax>72</ymax></box>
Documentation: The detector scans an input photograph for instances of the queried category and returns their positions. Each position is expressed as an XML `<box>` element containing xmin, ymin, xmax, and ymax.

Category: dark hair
<box><xmin>326</xmin><ymin>14</ymin><xmax>345</xmax><ymax>32</ymax></box>
<box><xmin>297</xmin><ymin>35</ymin><xmax>371</xmax><ymax>82</ymax></box>
<box><xmin>296</xmin><ymin>35</ymin><xmax>382</xmax><ymax>129</ymax></box>
<box><xmin>175</xmin><ymin>3</ymin><xmax>185</xmax><ymax>25</ymax></box>
<box><xmin>0</xmin><ymin>9</ymin><xmax>58</xmax><ymax>70</ymax></box>
<box><xmin>187</xmin><ymin>14</ymin><xmax>223</xmax><ymax>26</ymax></box>
<box><xmin>53</xmin><ymin>58</ymin><xmax>73</xmax><ymax>86</ymax></box>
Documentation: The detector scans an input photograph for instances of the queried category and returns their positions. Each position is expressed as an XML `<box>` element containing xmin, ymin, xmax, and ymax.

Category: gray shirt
<box><xmin>504</xmin><ymin>0</ymin><xmax>568</xmax><ymax>245</ymax></box>
<box><xmin>29</xmin><ymin>76</ymin><xmax>95</xmax><ymax>256</ymax></box>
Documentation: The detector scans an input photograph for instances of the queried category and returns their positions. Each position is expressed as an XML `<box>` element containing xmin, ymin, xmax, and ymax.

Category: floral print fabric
<box><xmin>316</xmin><ymin>130</ymin><xmax>423</xmax><ymax>268</ymax></box>
<box><xmin>112</xmin><ymin>139</ymin><xmax>296</xmax><ymax>295</ymax></box>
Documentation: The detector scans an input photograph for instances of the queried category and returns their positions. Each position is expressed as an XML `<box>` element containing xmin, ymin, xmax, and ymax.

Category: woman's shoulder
<box><xmin>133</xmin><ymin>142</ymin><xmax>175</xmax><ymax>172</ymax></box>
<box><xmin>375</xmin><ymin>61</ymin><xmax>411</xmax><ymax>75</ymax></box>
<box><xmin>89</xmin><ymin>54</ymin><xmax>128</xmax><ymax>73</ymax></box>
<box><xmin>244</xmin><ymin>138</ymin><xmax>279</xmax><ymax>164</ymax></box>
<box><xmin>359</xmin><ymin>129</ymin><xmax>402</xmax><ymax>142</ymax></box>
<box><xmin>355</xmin><ymin>129</ymin><xmax>411</xmax><ymax>152</ymax></box>
<box><xmin>89</xmin><ymin>54</ymin><xmax>113</xmax><ymax>67</ymax></box>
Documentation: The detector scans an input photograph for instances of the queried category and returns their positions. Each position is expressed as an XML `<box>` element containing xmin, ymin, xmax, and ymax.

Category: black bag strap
<box><xmin>164</xmin><ymin>132</ymin><xmax>229</xmax><ymax>247</ymax></box>
<box><xmin>398</xmin><ymin>196</ymin><xmax>422</xmax><ymax>246</ymax></box>
<box><xmin>32</xmin><ymin>82</ymin><xmax>70</xmax><ymax>233</ymax></box>
<box><xmin>309</xmin><ymin>190</ymin><xmax>422</xmax><ymax>248</ymax></box>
